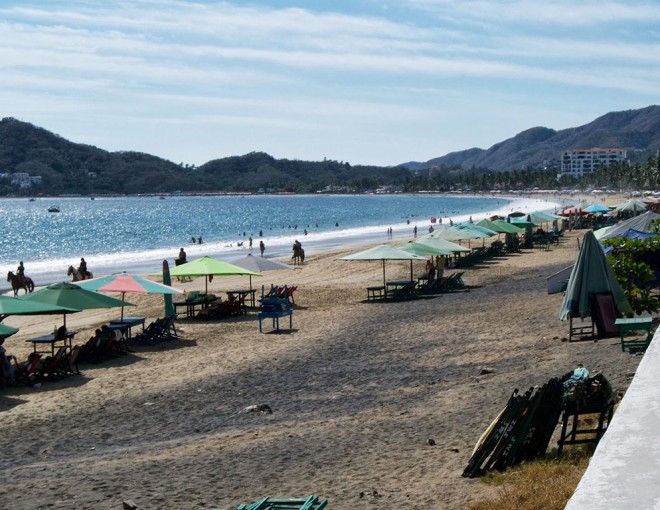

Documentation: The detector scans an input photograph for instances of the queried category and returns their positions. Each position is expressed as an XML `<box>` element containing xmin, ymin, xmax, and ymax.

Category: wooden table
<box><xmin>174</xmin><ymin>297</ymin><xmax>217</xmax><ymax>318</ymax></box>
<box><xmin>367</xmin><ymin>285</ymin><xmax>385</xmax><ymax>301</ymax></box>
<box><xmin>26</xmin><ymin>331</ymin><xmax>76</xmax><ymax>356</ymax></box>
<box><xmin>109</xmin><ymin>316</ymin><xmax>145</xmax><ymax>338</ymax></box>
<box><xmin>386</xmin><ymin>280</ymin><xmax>410</xmax><ymax>295</ymax></box>
<box><xmin>615</xmin><ymin>316</ymin><xmax>654</xmax><ymax>352</ymax></box>
<box><xmin>226</xmin><ymin>289</ymin><xmax>257</xmax><ymax>309</ymax></box>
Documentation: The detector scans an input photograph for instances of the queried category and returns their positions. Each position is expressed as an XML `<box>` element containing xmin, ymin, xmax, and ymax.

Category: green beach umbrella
<box><xmin>491</xmin><ymin>220</ymin><xmax>525</xmax><ymax>234</ymax></box>
<box><xmin>20</xmin><ymin>282</ymin><xmax>134</xmax><ymax>326</ymax></box>
<box><xmin>162</xmin><ymin>260</ymin><xmax>175</xmax><ymax>318</ymax></box>
<box><xmin>398</xmin><ymin>241</ymin><xmax>454</xmax><ymax>257</ymax></box>
<box><xmin>339</xmin><ymin>245</ymin><xmax>426</xmax><ymax>288</ymax></box>
<box><xmin>508</xmin><ymin>217</ymin><xmax>537</xmax><ymax>228</ymax></box>
<box><xmin>415</xmin><ymin>237</ymin><xmax>470</xmax><ymax>253</ymax></box>
<box><xmin>0</xmin><ymin>323</ymin><xmax>19</xmax><ymax>338</ymax></box>
<box><xmin>167</xmin><ymin>256</ymin><xmax>260</xmax><ymax>294</ymax></box>
<box><xmin>399</xmin><ymin>241</ymin><xmax>454</xmax><ymax>280</ymax></box>
<box><xmin>615</xmin><ymin>199</ymin><xmax>647</xmax><ymax>214</ymax></box>
<box><xmin>559</xmin><ymin>231</ymin><xmax>632</xmax><ymax>321</ymax></box>
<box><xmin>425</xmin><ymin>227</ymin><xmax>480</xmax><ymax>242</ymax></box>
<box><xmin>0</xmin><ymin>295</ymin><xmax>76</xmax><ymax>322</ymax></box>
<box><xmin>526</xmin><ymin>211</ymin><xmax>563</xmax><ymax>223</ymax></box>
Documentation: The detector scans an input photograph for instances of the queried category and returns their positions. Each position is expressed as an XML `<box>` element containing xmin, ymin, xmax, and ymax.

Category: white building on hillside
<box><xmin>559</xmin><ymin>148</ymin><xmax>627</xmax><ymax>178</ymax></box>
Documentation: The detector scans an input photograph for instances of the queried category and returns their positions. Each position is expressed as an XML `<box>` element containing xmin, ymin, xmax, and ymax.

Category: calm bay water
<box><xmin>0</xmin><ymin>193</ymin><xmax>529</xmax><ymax>288</ymax></box>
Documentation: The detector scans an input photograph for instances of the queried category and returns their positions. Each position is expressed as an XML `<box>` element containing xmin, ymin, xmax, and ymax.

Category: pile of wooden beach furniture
<box><xmin>462</xmin><ymin>367</ymin><xmax>615</xmax><ymax>477</ymax></box>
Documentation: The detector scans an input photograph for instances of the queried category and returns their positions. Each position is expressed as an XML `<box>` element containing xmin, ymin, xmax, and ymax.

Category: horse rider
<box><xmin>16</xmin><ymin>261</ymin><xmax>25</xmax><ymax>285</ymax></box>
<box><xmin>78</xmin><ymin>258</ymin><xmax>88</xmax><ymax>280</ymax></box>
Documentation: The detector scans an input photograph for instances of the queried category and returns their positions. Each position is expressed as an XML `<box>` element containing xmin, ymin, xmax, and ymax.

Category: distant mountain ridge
<box><xmin>403</xmin><ymin>105</ymin><xmax>660</xmax><ymax>172</ymax></box>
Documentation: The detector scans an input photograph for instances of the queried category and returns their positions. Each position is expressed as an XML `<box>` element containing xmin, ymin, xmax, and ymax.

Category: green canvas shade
<box><xmin>19</xmin><ymin>282</ymin><xmax>134</xmax><ymax>326</ymax></box>
<box><xmin>398</xmin><ymin>241</ymin><xmax>454</xmax><ymax>257</ymax></box>
<box><xmin>526</xmin><ymin>211</ymin><xmax>563</xmax><ymax>223</ymax></box>
<box><xmin>454</xmin><ymin>223</ymin><xmax>497</xmax><ymax>247</ymax></box>
<box><xmin>167</xmin><ymin>256</ymin><xmax>260</xmax><ymax>294</ymax></box>
<box><xmin>455</xmin><ymin>223</ymin><xmax>498</xmax><ymax>237</ymax></box>
<box><xmin>0</xmin><ymin>295</ymin><xmax>76</xmax><ymax>322</ymax></box>
<box><xmin>338</xmin><ymin>245</ymin><xmax>426</xmax><ymax>288</ymax></box>
<box><xmin>508</xmin><ymin>217</ymin><xmax>537</xmax><ymax>229</ymax></box>
<box><xmin>74</xmin><ymin>271</ymin><xmax>182</xmax><ymax>319</ymax></box>
<box><xmin>559</xmin><ymin>231</ymin><xmax>632</xmax><ymax>321</ymax></box>
<box><xmin>162</xmin><ymin>260</ymin><xmax>175</xmax><ymax>317</ymax></box>
<box><xmin>398</xmin><ymin>241</ymin><xmax>454</xmax><ymax>280</ymax></box>
<box><xmin>615</xmin><ymin>199</ymin><xmax>647</xmax><ymax>213</ymax></box>
<box><xmin>414</xmin><ymin>237</ymin><xmax>470</xmax><ymax>253</ymax></box>
<box><xmin>425</xmin><ymin>226</ymin><xmax>484</xmax><ymax>242</ymax></box>
<box><xmin>0</xmin><ymin>323</ymin><xmax>19</xmax><ymax>339</ymax></box>
<box><xmin>490</xmin><ymin>220</ymin><xmax>525</xmax><ymax>234</ymax></box>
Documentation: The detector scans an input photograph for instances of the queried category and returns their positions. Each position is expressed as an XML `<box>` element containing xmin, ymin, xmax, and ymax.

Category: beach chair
<box><xmin>591</xmin><ymin>292</ymin><xmax>619</xmax><ymax>339</ymax></box>
<box><xmin>235</xmin><ymin>495</ymin><xmax>328</xmax><ymax>509</ymax></box>
<box><xmin>11</xmin><ymin>353</ymin><xmax>41</xmax><ymax>386</ymax></box>
<box><xmin>387</xmin><ymin>281</ymin><xmax>418</xmax><ymax>300</ymax></box>
<box><xmin>285</xmin><ymin>285</ymin><xmax>298</xmax><ymax>305</ymax></box>
<box><xmin>62</xmin><ymin>345</ymin><xmax>82</xmax><ymax>375</ymax></box>
<box><xmin>35</xmin><ymin>346</ymin><xmax>69</xmax><ymax>380</ymax></box>
<box><xmin>133</xmin><ymin>317</ymin><xmax>172</xmax><ymax>345</ymax></box>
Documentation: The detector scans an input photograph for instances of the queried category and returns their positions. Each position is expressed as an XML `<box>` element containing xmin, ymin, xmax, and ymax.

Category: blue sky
<box><xmin>2</xmin><ymin>1</ymin><xmax>659</xmax><ymax>167</ymax></box>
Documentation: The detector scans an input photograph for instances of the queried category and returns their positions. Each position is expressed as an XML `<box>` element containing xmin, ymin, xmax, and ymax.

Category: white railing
<box><xmin>565</xmin><ymin>328</ymin><xmax>660</xmax><ymax>509</ymax></box>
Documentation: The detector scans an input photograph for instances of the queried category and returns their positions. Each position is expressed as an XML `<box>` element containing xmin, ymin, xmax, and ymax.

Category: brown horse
<box><xmin>67</xmin><ymin>266</ymin><xmax>93</xmax><ymax>281</ymax></box>
<box><xmin>292</xmin><ymin>244</ymin><xmax>305</xmax><ymax>265</ymax></box>
<box><xmin>7</xmin><ymin>271</ymin><xmax>34</xmax><ymax>296</ymax></box>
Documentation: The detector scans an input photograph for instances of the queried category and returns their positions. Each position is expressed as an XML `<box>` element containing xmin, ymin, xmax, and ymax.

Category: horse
<box><xmin>7</xmin><ymin>271</ymin><xmax>34</xmax><ymax>296</ymax></box>
<box><xmin>292</xmin><ymin>244</ymin><xmax>305</xmax><ymax>265</ymax></box>
<box><xmin>67</xmin><ymin>265</ymin><xmax>93</xmax><ymax>281</ymax></box>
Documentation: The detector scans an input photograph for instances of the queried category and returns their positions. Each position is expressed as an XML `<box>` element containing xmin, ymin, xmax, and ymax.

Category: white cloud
<box><xmin>1</xmin><ymin>0</ymin><xmax>658</xmax><ymax>166</ymax></box>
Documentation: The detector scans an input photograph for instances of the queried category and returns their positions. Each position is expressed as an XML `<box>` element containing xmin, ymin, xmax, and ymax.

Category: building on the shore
<box><xmin>558</xmin><ymin>148</ymin><xmax>627</xmax><ymax>178</ymax></box>
<box><xmin>0</xmin><ymin>172</ymin><xmax>42</xmax><ymax>188</ymax></box>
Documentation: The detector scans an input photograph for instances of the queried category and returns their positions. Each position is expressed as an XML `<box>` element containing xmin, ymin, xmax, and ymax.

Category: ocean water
<box><xmin>0</xmin><ymin>193</ymin><xmax>558</xmax><ymax>289</ymax></box>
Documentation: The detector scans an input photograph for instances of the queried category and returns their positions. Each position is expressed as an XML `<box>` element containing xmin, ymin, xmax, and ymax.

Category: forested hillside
<box><xmin>0</xmin><ymin>118</ymin><xmax>411</xmax><ymax>195</ymax></box>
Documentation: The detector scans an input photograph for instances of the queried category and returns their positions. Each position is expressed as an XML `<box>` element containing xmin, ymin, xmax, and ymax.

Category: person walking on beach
<box><xmin>413</xmin><ymin>225</ymin><xmax>417</xmax><ymax>238</ymax></box>
<box><xmin>259</xmin><ymin>240</ymin><xmax>265</xmax><ymax>257</ymax></box>
<box><xmin>249</xmin><ymin>236</ymin><xmax>253</xmax><ymax>250</ymax></box>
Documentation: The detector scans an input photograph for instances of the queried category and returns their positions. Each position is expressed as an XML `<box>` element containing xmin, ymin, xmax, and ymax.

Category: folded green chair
<box><xmin>233</xmin><ymin>495</ymin><xmax>329</xmax><ymax>510</ymax></box>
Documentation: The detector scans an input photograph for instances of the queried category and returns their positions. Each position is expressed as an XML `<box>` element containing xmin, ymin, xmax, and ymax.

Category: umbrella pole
<box><xmin>121</xmin><ymin>292</ymin><xmax>125</xmax><ymax>320</ymax></box>
<box><xmin>410</xmin><ymin>260</ymin><xmax>413</xmax><ymax>281</ymax></box>
<box><xmin>382</xmin><ymin>260</ymin><xmax>386</xmax><ymax>290</ymax></box>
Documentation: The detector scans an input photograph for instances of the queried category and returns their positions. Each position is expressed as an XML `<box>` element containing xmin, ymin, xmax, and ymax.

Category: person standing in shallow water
<box><xmin>259</xmin><ymin>240</ymin><xmax>265</xmax><ymax>257</ymax></box>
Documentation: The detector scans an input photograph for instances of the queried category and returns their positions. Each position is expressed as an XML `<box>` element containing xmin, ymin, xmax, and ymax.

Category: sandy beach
<box><xmin>0</xmin><ymin>203</ymin><xmax>644</xmax><ymax>509</ymax></box>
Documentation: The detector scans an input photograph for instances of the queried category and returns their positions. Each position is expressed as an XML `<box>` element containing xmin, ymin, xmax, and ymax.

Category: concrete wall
<box><xmin>565</xmin><ymin>329</ymin><xmax>660</xmax><ymax>510</ymax></box>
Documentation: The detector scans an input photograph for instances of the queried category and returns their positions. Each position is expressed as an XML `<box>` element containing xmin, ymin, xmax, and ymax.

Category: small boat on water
<box><xmin>48</xmin><ymin>206</ymin><xmax>60</xmax><ymax>213</ymax></box>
